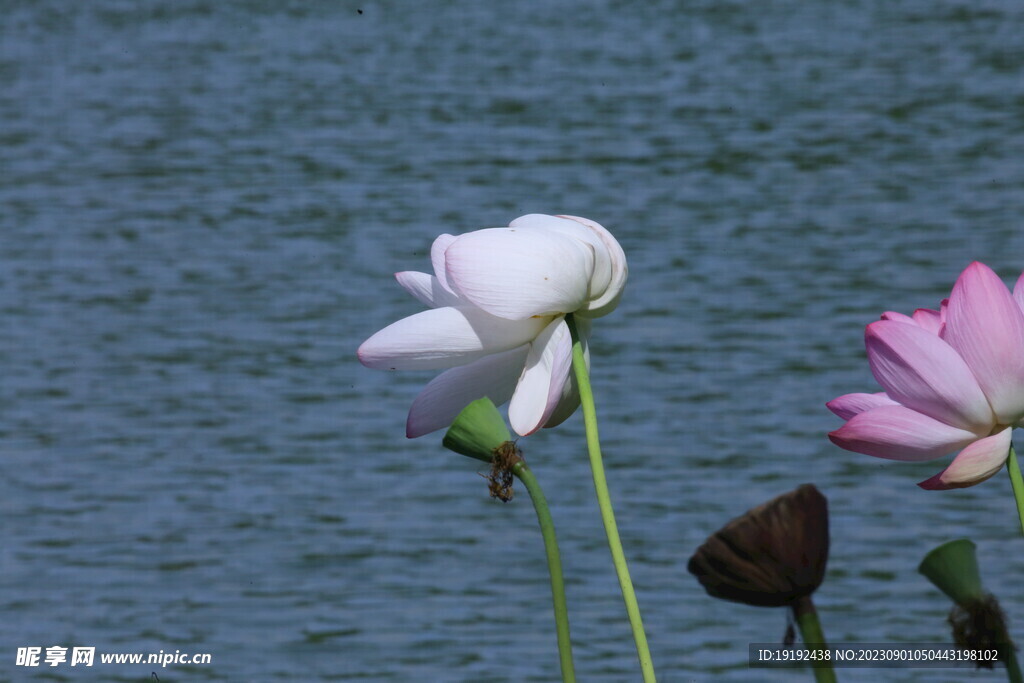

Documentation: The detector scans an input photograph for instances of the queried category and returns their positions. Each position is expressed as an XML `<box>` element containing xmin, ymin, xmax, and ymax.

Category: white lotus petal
<box><xmin>511</xmin><ymin>214</ymin><xmax>612</xmax><ymax>298</ymax></box>
<box><xmin>509</xmin><ymin>317</ymin><xmax>573</xmax><ymax>436</ymax></box>
<box><xmin>430</xmin><ymin>233</ymin><xmax>458</xmax><ymax>294</ymax></box>
<box><xmin>405</xmin><ymin>345</ymin><xmax>529</xmax><ymax>438</ymax></box>
<box><xmin>445</xmin><ymin>228</ymin><xmax>595</xmax><ymax>320</ymax></box>
<box><xmin>543</xmin><ymin>317</ymin><xmax>591</xmax><ymax>428</ymax></box>
<box><xmin>357</xmin><ymin>306</ymin><xmax>549</xmax><ymax>371</ymax></box>
<box><xmin>394</xmin><ymin>271</ymin><xmax>463</xmax><ymax>308</ymax></box>
<box><xmin>558</xmin><ymin>215</ymin><xmax>628</xmax><ymax>318</ymax></box>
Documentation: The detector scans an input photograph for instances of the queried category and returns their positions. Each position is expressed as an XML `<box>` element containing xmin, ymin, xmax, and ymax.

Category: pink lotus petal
<box><xmin>912</xmin><ymin>308</ymin><xmax>942</xmax><ymax>335</ymax></box>
<box><xmin>445</xmin><ymin>228</ymin><xmax>595</xmax><ymax>320</ymax></box>
<box><xmin>880</xmin><ymin>311</ymin><xmax>915</xmax><ymax>324</ymax></box>
<box><xmin>943</xmin><ymin>262</ymin><xmax>1024</xmax><ymax>425</ymax></box>
<box><xmin>936</xmin><ymin>298</ymin><xmax>949</xmax><ymax>337</ymax></box>
<box><xmin>405</xmin><ymin>345</ymin><xmax>529</xmax><ymax>438</ymax></box>
<box><xmin>394</xmin><ymin>271</ymin><xmax>462</xmax><ymax>309</ymax></box>
<box><xmin>1015</xmin><ymin>271</ymin><xmax>1024</xmax><ymax>313</ymax></box>
<box><xmin>918</xmin><ymin>427</ymin><xmax>1012</xmax><ymax>490</ymax></box>
<box><xmin>826</xmin><ymin>392</ymin><xmax>899</xmax><ymax>420</ymax></box>
<box><xmin>865</xmin><ymin>321</ymin><xmax>993</xmax><ymax>434</ymax></box>
<box><xmin>508</xmin><ymin>316</ymin><xmax>573</xmax><ymax>436</ymax></box>
<box><xmin>430</xmin><ymin>233</ymin><xmax>457</xmax><ymax>294</ymax></box>
<box><xmin>357</xmin><ymin>306</ymin><xmax>549</xmax><ymax>371</ymax></box>
<box><xmin>828</xmin><ymin>405</ymin><xmax>979</xmax><ymax>461</ymax></box>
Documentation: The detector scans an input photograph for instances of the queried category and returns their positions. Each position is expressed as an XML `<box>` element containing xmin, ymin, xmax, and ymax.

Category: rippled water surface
<box><xmin>3</xmin><ymin>1</ymin><xmax>1024</xmax><ymax>681</ymax></box>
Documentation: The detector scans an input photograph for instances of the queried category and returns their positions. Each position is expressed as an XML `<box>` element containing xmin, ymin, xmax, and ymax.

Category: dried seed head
<box><xmin>688</xmin><ymin>484</ymin><xmax>829</xmax><ymax>607</ymax></box>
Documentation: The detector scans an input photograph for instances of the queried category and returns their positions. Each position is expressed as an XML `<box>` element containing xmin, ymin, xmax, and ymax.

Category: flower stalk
<box><xmin>442</xmin><ymin>399</ymin><xmax>576</xmax><ymax>682</ymax></box>
<box><xmin>1008</xmin><ymin>445</ymin><xmax>1024</xmax><ymax>537</ymax></box>
<box><xmin>566</xmin><ymin>313</ymin><xmax>656</xmax><ymax>682</ymax></box>
<box><xmin>792</xmin><ymin>596</ymin><xmax>838</xmax><ymax>683</ymax></box>
<box><xmin>511</xmin><ymin>459</ymin><xmax>576</xmax><ymax>682</ymax></box>
<box><xmin>1005</xmin><ymin>648</ymin><xmax>1024</xmax><ymax>683</ymax></box>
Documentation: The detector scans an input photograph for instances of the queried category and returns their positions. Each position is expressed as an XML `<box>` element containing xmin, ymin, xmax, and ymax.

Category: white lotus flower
<box><xmin>358</xmin><ymin>214</ymin><xmax>627</xmax><ymax>437</ymax></box>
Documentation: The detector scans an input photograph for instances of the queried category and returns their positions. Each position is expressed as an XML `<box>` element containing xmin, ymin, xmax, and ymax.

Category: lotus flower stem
<box><xmin>510</xmin><ymin>459</ymin><xmax>576</xmax><ymax>682</ymax></box>
<box><xmin>1008</xmin><ymin>445</ymin><xmax>1024</xmax><ymax>537</ymax></box>
<box><xmin>566</xmin><ymin>313</ymin><xmax>656</xmax><ymax>682</ymax></box>
<box><xmin>791</xmin><ymin>596</ymin><xmax>837</xmax><ymax>683</ymax></box>
<box><xmin>1005</xmin><ymin>647</ymin><xmax>1023</xmax><ymax>683</ymax></box>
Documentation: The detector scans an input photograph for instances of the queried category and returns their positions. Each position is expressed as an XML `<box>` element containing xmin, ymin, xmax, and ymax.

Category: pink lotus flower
<box><xmin>358</xmin><ymin>214</ymin><xmax>627</xmax><ymax>438</ymax></box>
<box><xmin>828</xmin><ymin>262</ymin><xmax>1024</xmax><ymax>490</ymax></box>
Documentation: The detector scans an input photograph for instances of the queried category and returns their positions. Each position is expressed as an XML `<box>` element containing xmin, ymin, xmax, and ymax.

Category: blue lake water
<box><xmin>3</xmin><ymin>1</ymin><xmax>1024</xmax><ymax>680</ymax></box>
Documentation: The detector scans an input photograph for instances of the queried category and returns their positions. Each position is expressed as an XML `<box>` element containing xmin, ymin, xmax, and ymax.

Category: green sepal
<box><xmin>919</xmin><ymin>539</ymin><xmax>985</xmax><ymax>607</ymax></box>
<box><xmin>442</xmin><ymin>397</ymin><xmax>512</xmax><ymax>463</ymax></box>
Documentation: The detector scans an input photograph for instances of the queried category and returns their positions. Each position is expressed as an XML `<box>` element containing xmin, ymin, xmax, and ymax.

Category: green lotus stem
<box><xmin>1007</xmin><ymin>445</ymin><xmax>1024</xmax><ymax>537</ymax></box>
<box><xmin>510</xmin><ymin>459</ymin><xmax>576</xmax><ymax>682</ymax></box>
<box><xmin>1004</xmin><ymin>646</ymin><xmax>1023</xmax><ymax>683</ymax></box>
<box><xmin>443</xmin><ymin>399</ymin><xmax>576</xmax><ymax>679</ymax></box>
<box><xmin>566</xmin><ymin>313</ymin><xmax>656</xmax><ymax>682</ymax></box>
<box><xmin>792</xmin><ymin>596</ymin><xmax>837</xmax><ymax>683</ymax></box>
